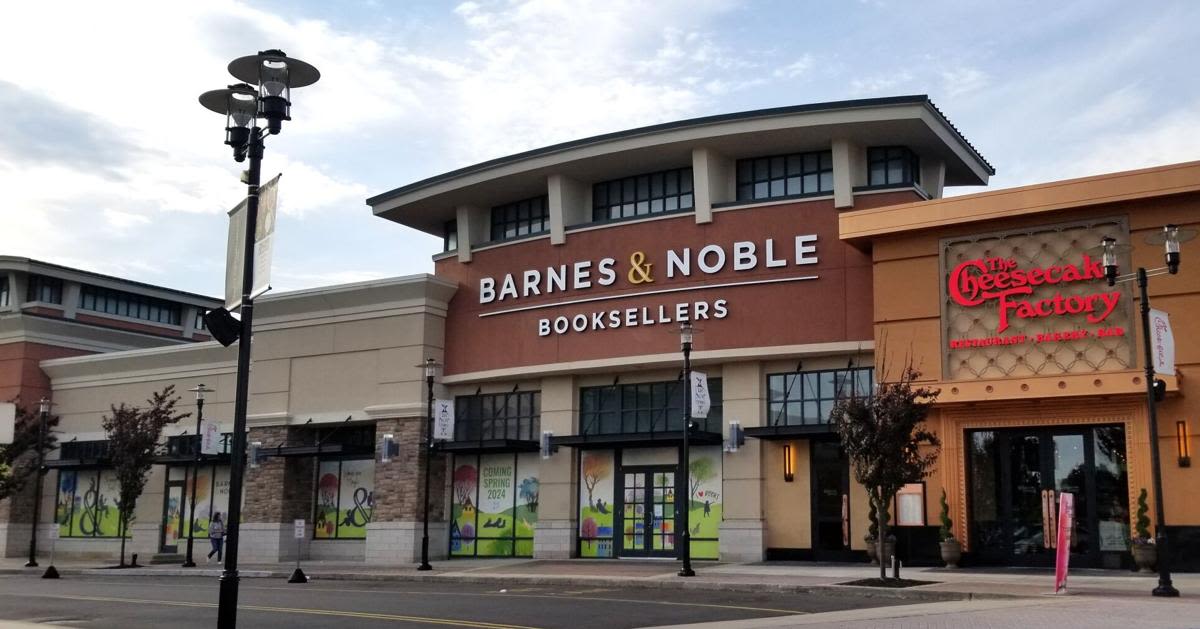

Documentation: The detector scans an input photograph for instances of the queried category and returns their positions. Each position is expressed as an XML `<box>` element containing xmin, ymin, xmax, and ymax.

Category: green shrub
<box><xmin>939</xmin><ymin>489</ymin><xmax>955</xmax><ymax>542</ymax></box>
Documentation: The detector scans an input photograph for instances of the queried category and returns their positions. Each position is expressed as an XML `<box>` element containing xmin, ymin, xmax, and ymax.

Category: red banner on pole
<box><xmin>1054</xmin><ymin>492</ymin><xmax>1075</xmax><ymax>593</ymax></box>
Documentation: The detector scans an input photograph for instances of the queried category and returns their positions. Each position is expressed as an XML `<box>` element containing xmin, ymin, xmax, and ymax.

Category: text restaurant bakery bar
<box><xmin>3</xmin><ymin>96</ymin><xmax>1197</xmax><ymax>571</ymax></box>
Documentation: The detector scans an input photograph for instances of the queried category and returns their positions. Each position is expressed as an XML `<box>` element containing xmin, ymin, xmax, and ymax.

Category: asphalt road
<box><xmin>0</xmin><ymin>574</ymin><xmax>909</xmax><ymax>628</ymax></box>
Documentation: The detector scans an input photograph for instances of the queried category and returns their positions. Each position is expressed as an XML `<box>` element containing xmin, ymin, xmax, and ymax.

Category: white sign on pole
<box><xmin>1149</xmin><ymin>308</ymin><xmax>1176</xmax><ymax>376</ymax></box>
<box><xmin>432</xmin><ymin>399</ymin><xmax>456</xmax><ymax>441</ymax></box>
<box><xmin>690</xmin><ymin>371</ymin><xmax>711</xmax><ymax>419</ymax></box>
<box><xmin>225</xmin><ymin>174</ymin><xmax>281</xmax><ymax>311</ymax></box>
<box><xmin>49</xmin><ymin>525</ymin><xmax>60</xmax><ymax>541</ymax></box>
<box><xmin>200</xmin><ymin>420</ymin><xmax>221</xmax><ymax>455</ymax></box>
<box><xmin>0</xmin><ymin>403</ymin><xmax>15</xmax><ymax>445</ymax></box>
<box><xmin>293</xmin><ymin>519</ymin><xmax>306</xmax><ymax>540</ymax></box>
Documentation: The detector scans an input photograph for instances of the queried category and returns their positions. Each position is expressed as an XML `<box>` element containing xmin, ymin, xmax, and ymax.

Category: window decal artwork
<box><xmin>314</xmin><ymin>459</ymin><xmax>375</xmax><ymax>539</ymax></box>
<box><xmin>450</xmin><ymin>452</ymin><xmax>539</xmax><ymax>557</ymax></box>
<box><xmin>56</xmin><ymin>469</ymin><xmax>129</xmax><ymax>538</ymax></box>
<box><xmin>687</xmin><ymin>446</ymin><xmax>722</xmax><ymax>560</ymax></box>
<box><xmin>578</xmin><ymin>450</ymin><xmax>615</xmax><ymax>558</ymax></box>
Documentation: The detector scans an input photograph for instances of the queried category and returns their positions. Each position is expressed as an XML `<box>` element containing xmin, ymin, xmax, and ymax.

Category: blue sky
<box><xmin>1</xmin><ymin>0</ymin><xmax>1197</xmax><ymax>297</ymax></box>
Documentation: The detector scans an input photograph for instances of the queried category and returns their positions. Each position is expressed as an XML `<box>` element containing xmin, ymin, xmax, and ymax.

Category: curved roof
<box><xmin>368</xmin><ymin>95</ymin><xmax>994</xmax><ymax>235</ymax></box>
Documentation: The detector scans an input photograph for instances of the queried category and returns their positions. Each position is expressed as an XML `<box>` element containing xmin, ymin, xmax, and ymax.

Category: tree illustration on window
<box><xmin>581</xmin><ymin>453</ymin><xmax>610</xmax><ymax>509</ymax></box>
<box><xmin>453</xmin><ymin>464</ymin><xmax>478</xmax><ymax>510</ymax></box>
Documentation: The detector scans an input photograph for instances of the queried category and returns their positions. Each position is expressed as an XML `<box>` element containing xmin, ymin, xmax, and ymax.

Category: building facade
<box><xmin>3</xmin><ymin>97</ymin><xmax>1197</xmax><ymax>570</ymax></box>
<box><xmin>0</xmin><ymin>257</ymin><xmax>221</xmax><ymax>557</ymax></box>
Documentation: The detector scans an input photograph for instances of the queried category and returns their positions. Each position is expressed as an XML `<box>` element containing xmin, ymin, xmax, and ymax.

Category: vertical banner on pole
<box><xmin>1054</xmin><ymin>492</ymin><xmax>1075</xmax><ymax>593</ymax></box>
<box><xmin>432</xmin><ymin>399</ymin><xmax>456</xmax><ymax>442</ymax></box>
<box><xmin>1149</xmin><ymin>309</ymin><xmax>1176</xmax><ymax>376</ymax></box>
<box><xmin>689</xmin><ymin>371</ymin><xmax>711</xmax><ymax>419</ymax></box>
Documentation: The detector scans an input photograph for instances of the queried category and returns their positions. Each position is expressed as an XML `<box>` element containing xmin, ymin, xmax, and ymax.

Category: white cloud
<box><xmin>774</xmin><ymin>56</ymin><xmax>815</xmax><ymax>79</ymax></box>
<box><xmin>940</xmin><ymin>67</ymin><xmax>988</xmax><ymax>98</ymax></box>
<box><xmin>849</xmin><ymin>71</ymin><xmax>914</xmax><ymax>96</ymax></box>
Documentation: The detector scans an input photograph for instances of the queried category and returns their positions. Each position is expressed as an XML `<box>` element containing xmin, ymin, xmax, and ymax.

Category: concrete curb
<box><xmin>0</xmin><ymin>567</ymin><xmax>1015</xmax><ymax>603</ymax></box>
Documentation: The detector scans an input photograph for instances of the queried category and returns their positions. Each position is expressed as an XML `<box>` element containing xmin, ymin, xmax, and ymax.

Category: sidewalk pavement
<box><xmin>2</xmin><ymin>557</ymin><xmax>1197</xmax><ymax>603</ymax></box>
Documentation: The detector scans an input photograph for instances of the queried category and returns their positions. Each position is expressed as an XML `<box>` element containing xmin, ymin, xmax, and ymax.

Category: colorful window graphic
<box><xmin>686</xmin><ymin>446</ymin><xmax>722</xmax><ymax>560</ymax></box>
<box><xmin>578</xmin><ymin>450</ymin><xmax>615</xmax><ymax>557</ymax></box>
<box><xmin>56</xmin><ymin>469</ymin><xmax>129</xmax><ymax>538</ymax></box>
<box><xmin>168</xmin><ymin>465</ymin><xmax>232</xmax><ymax>539</ymax></box>
<box><xmin>451</xmin><ymin>452</ymin><xmax>539</xmax><ymax>557</ymax></box>
<box><xmin>314</xmin><ymin>459</ymin><xmax>375</xmax><ymax>539</ymax></box>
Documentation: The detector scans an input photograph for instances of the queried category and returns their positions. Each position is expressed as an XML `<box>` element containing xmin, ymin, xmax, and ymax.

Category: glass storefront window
<box><xmin>56</xmin><ymin>469</ymin><xmax>129</xmax><ymax>538</ymax></box>
<box><xmin>314</xmin><ymin>459</ymin><xmax>375</xmax><ymax>539</ymax></box>
<box><xmin>766</xmin><ymin>367</ymin><xmax>872</xmax><ymax>426</ymax></box>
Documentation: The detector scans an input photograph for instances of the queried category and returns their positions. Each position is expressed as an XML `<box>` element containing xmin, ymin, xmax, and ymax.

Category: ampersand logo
<box><xmin>627</xmin><ymin>251</ymin><xmax>654</xmax><ymax>284</ymax></box>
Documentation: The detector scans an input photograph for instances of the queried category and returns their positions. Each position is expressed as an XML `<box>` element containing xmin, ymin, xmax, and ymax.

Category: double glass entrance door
<box><xmin>618</xmin><ymin>466</ymin><xmax>677</xmax><ymax>557</ymax></box>
<box><xmin>968</xmin><ymin>425</ymin><xmax>1129</xmax><ymax>568</ymax></box>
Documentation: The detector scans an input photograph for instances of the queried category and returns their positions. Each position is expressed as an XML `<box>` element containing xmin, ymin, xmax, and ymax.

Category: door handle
<box><xmin>1041</xmin><ymin>489</ymin><xmax>1056</xmax><ymax>549</ymax></box>
<box><xmin>841</xmin><ymin>494</ymin><xmax>850</xmax><ymax>548</ymax></box>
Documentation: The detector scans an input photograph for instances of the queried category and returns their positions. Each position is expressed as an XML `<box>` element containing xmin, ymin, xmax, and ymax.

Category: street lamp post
<box><xmin>677</xmin><ymin>323</ymin><xmax>695</xmax><ymax>578</ymax></box>
<box><xmin>200</xmin><ymin>50</ymin><xmax>320</xmax><ymax>629</ymax></box>
<box><xmin>25</xmin><ymin>397</ymin><xmax>50</xmax><ymax>568</ymax></box>
<box><xmin>1100</xmin><ymin>224</ymin><xmax>1195</xmax><ymax>598</ymax></box>
<box><xmin>418</xmin><ymin>358</ymin><xmax>441</xmax><ymax>571</ymax></box>
<box><xmin>182</xmin><ymin>384</ymin><xmax>214</xmax><ymax>568</ymax></box>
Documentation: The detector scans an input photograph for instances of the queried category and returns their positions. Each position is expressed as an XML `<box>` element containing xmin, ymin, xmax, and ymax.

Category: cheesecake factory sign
<box><xmin>477</xmin><ymin>235</ymin><xmax>819</xmax><ymax>337</ymax></box>
<box><xmin>941</xmin><ymin>219</ymin><xmax>1135</xmax><ymax>379</ymax></box>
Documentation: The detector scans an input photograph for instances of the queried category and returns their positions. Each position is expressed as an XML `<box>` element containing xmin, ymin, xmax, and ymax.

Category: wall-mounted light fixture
<box><xmin>783</xmin><ymin>443</ymin><xmax>795</xmax><ymax>482</ymax></box>
<box><xmin>381</xmin><ymin>433</ymin><xmax>398</xmax><ymax>463</ymax></box>
<box><xmin>1178</xmin><ymin>421</ymin><xmax>1192</xmax><ymax>468</ymax></box>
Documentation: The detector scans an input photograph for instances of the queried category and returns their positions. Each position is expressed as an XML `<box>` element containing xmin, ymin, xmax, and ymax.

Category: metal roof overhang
<box><xmin>437</xmin><ymin>439</ymin><xmax>540</xmax><ymax>455</ymax></box>
<box><xmin>744</xmin><ymin>424</ymin><xmax>837</xmax><ymax>440</ymax></box>
<box><xmin>367</xmin><ymin>96</ymin><xmax>993</xmax><ymax>237</ymax></box>
<box><xmin>263</xmin><ymin>443</ymin><xmax>374</xmax><ymax>458</ymax></box>
<box><xmin>153</xmin><ymin>453</ymin><xmax>233</xmax><ymax>465</ymax></box>
<box><xmin>44</xmin><ymin>458</ymin><xmax>107</xmax><ymax>469</ymax></box>
<box><xmin>550</xmin><ymin>430</ymin><xmax>723</xmax><ymax>449</ymax></box>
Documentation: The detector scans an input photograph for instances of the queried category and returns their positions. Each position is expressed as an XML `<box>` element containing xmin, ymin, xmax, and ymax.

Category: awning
<box><xmin>43</xmin><ymin>458</ymin><xmax>106</xmax><ymax>469</ymax></box>
<box><xmin>550</xmin><ymin>430</ymin><xmax>723</xmax><ymax>449</ymax></box>
<box><xmin>744</xmin><ymin>424</ymin><xmax>836</xmax><ymax>440</ymax></box>
<box><xmin>437</xmin><ymin>439</ymin><xmax>540</xmax><ymax>455</ymax></box>
<box><xmin>153</xmin><ymin>453</ymin><xmax>232</xmax><ymax>465</ymax></box>
<box><xmin>262</xmin><ymin>443</ymin><xmax>374</xmax><ymax>458</ymax></box>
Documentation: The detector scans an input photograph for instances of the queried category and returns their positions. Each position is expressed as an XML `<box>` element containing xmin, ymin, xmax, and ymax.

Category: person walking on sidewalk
<box><xmin>207</xmin><ymin>513</ymin><xmax>225</xmax><ymax>563</ymax></box>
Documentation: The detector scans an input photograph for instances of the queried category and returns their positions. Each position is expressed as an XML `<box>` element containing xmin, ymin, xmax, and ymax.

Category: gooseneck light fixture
<box><xmin>199</xmin><ymin>49</ymin><xmax>319</xmax><ymax>629</ymax></box>
<box><xmin>1099</xmin><ymin>223</ymin><xmax>1196</xmax><ymax>598</ymax></box>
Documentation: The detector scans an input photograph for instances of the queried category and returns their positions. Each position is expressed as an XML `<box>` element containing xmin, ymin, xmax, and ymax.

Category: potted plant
<box><xmin>1131</xmin><ymin>488</ymin><xmax>1156</xmax><ymax>573</ymax></box>
<box><xmin>865</xmin><ymin>500</ymin><xmax>878</xmax><ymax>564</ymax></box>
<box><xmin>938</xmin><ymin>489</ymin><xmax>961</xmax><ymax>568</ymax></box>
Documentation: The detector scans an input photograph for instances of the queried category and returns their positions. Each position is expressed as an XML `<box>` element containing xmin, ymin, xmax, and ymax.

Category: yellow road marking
<box><xmin>25</xmin><ymin>579</ymin><xmax>811</xmax><ymax>616</ymax></box>
<box><xmin>8</xmin><ymin>593</ymin><xmax>543</xmax><ymax>629</ymax></box>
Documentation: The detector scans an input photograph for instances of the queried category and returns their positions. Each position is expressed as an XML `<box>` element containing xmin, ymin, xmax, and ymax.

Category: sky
<box><xmin>1</xmin><ymin>0</ymin><xmax>1197</xmax><ymax>298</ymax></box>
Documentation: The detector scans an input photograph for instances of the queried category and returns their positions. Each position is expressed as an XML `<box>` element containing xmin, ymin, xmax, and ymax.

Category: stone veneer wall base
<box><xmin>0</xmin><ymin>523</ymin><xmax>32</xmax><ymax>559</ymax></box>
<box><xmin>238</xmin><ymin>523</ymin><xmax>314</xmax><ymax>563</ymax></box>
<box><xmin>719</xmin><ymin>519</ymin><xmax>766</xmax><ymax>562</ymax></box>
<box><xmin>533</xmin><ymin>519</ymin><xmax>575</xmax><ymax>559</ymax></box>
<box><xmin>365</xmin><ymin>520</ymin><xmax>448</xmax><ymax>564</ymax></box>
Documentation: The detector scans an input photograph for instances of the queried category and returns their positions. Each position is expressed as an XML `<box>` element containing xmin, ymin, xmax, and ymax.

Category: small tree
<box><xmin>1134</xmin><ymin>488</ymin><xmax>1152</xmax><ymax>544</ymax></box>
<box><xmin>938</xmin><ymin>489</ymin><xmax>955</xmax><ymax>542</ymax></box>
<box><xmin>101</xmin><ymin>386</ymin><xmax>188</xmax><ymax>566</ymax></box>
<box><xmin>0</xmin><ymin>401</ymin><xmax>61</xmax><ymax>502</ymax></box>
<box><xmin>831</xmin><ymin>363</ymin><xmax>940</xmax><ymax>580</ymax></box>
